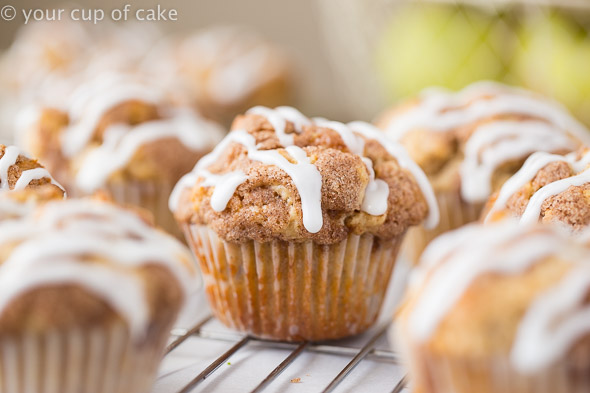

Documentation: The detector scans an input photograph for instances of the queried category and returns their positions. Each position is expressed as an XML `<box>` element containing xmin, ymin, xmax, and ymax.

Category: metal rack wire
<box><xmin>163</xmin><ymin>314</ymin><xmax>408</xmax><ymax>393</ymax></box>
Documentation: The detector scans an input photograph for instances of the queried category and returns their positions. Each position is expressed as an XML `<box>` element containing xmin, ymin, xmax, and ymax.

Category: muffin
<box><xmin>484</xmin><ymin>147</ymin><xmax>590</xmax><ymax>231</ymax></box>
<box><xmin>0</xmin><ymin>197</ymin><xmax>196</xmax><ymax>393</ymax></box>
<box><xmin>142</xmin><ymin>26</ymin><xmax>292</xmax><ymax>124</ymax></box>
<box><xmin>395</xmin><ymin>221</ymin><xmax>590</xmax><ymax>393</ymax></box>
<box><xmin>17</xmin><ymin>72</ymin><xmax>224</xmax><ymax>236</ymax></box>
<box><xmin>376</xmin><ymin>81</ymin><xmax>590</xmax><ymax>262</ymax></box>
<box><xmin>0</xmin><ymin>144</ymin><xmax>65</xmax><ymax>220</ymax></box>
<box><xmin>171</xmin><ymin>106</ymin><xmax>438</xmax><ymax>341</ymax></box>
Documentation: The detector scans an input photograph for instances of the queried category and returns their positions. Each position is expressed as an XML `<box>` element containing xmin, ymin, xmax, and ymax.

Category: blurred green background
<box><xmin>2</xmin><ymin>0</ymin><xmax>590</xmax><ymax>123</ymax></box>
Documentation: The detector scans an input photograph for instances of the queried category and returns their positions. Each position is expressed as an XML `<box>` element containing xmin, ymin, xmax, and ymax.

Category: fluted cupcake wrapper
<box><xmin>391</xmin><ymin>326</ymin><xmax>590</xmax><ymax>393</ymax></box>
<box><xmin>0</xmin><ymin>322</ymin><xmax>170</xmax><ymax>393</ymax></box>
<box><xmin>402</xmin><ymin>190</ymin><xmax>483</xmax><ymax>265</ymax></box>
<box><xmin>183</xmin><ymin>225</ymin><xmax>403</xmax><ymax>341</ymax></box>
<box><xmin>72</xmin><ymin>179</ymin><xmax>182</xmax><ymax>239</ymax></box>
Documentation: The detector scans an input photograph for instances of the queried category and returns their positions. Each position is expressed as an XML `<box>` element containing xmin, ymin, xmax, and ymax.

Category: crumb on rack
<box><xmin>290</xmin><ymin>377</ymin><xmax>301</xmax><ymax>383</ymax></box>
<box><xmin>227</xmin><ymin>362</ymin><xmax>231</xmax><ymax>366</ymax></box>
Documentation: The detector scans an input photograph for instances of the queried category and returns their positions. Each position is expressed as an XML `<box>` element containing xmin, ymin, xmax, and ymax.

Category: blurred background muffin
<box><xmin>376</xmin><ymin>81</ymin><xmax>589</xmax><ymax>262</ymax></box>
<box><xmin>0</xmin><ymin>6</ymin><xmax>298</xmax><ymax>143</ymax></box>
<box><xmin>17</xmin><ymin>72</ymin><xmax>223</xmax><ymax>236</ymax></box>
<box><xmin>485</xmin><ymin>147</ymin><xmax>590</xmax><ymax>231</ymax></box>
<box><xmin>395</xmin><ymin>221</ymin><xmax>590</xmax><ymax>393</ymax></box>
<box><xmin>0</xmin><ymin>197</ymin><xmax>196</xmax><ymax>393</ymax></box>
<box><xmin>142</xmin><ymin>26</ymin><xmax>292</xmax><ymax>125</ymax></box>
<box><xmin>0</xmin><ymin>143</ymin><xmax>65</xmax><ymax>219</ymax></box>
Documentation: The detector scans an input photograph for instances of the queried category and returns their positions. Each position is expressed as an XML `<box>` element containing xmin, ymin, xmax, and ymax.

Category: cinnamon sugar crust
<box><xmin>375</xmin><ymin>84</ymin><xmax>584</xmax><ymax>200</ymax></box>
<box><xmin>486</xmin><ymin>148</ymin><xmax>590</xmax><ymax>229</ymax></box>
<box><xmin>26</xmin><ymin>100</ymin><xmax>209</xmax><ymax>191</ymax></box>
<box><xmin>175</xmin><ymin>113</ymin><xmax>429</xmax><ymax>244</ymax></box>
<box><xmin>0</xmin><ymin>144</ymin><xmax>64</xmax><ymax>196</ymax></box>
<box><xmin>378</xmin><ymin>108</ymin><xmax>574</xmax><ymax>187</ymax></box>
<box><xmin>509</xmin><ymin>156</ymin><xmax>590</xmax><ymax>229</ymax></box>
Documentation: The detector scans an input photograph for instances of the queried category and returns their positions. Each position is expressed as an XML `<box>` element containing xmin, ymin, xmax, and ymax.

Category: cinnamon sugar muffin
<box><xmin>171</xmin><ymin>106</ymin><xmax>438</xmax><ymax>341</ymax></box>
<box><xmin>0</xmin><ymin>144</ymin><xmax>65</xmax><ymax>221</ymax></box>
<box><xmin>0</xmin><ymin>197</ymin><xmax>196</xmax><ymax>393</ymax></box>
<box><xmin>484</xmin><ymin>147</ymin><xmax>590</xmax><ymax>231</ymax></box>
<box><xmin>395</xmin><ymin>221</ymin><xmax>590</xmax><ymax>393</ymax></box>
<box><xmin>17</xmin><ymin>73</ymin><xmax>223</xmax><ymax>236</ymax></box>
<box><xmin>376</xmin><ymin>81</ymin><xmax>590</xmax><ymax>262</ymax></box>
<box><xmin>143</xmin><ymin>26</ymin><xmax>292</xmax><ymax>124</ymax></box>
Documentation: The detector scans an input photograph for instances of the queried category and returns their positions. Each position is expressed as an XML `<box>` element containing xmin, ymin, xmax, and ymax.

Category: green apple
<box><xmin>375</xmin><ymin>4</ymin><xmax>509</xmax><ymax>100</ymax></box>
<box><xmin>513</xmin><ymin>11</ymin><xmax>590</xmax><ymax>124</ymax></box>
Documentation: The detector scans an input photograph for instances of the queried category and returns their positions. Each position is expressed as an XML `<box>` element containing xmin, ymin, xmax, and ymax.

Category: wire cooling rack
<box><xmin>154</xmin><ymin>260</ymin><xmax>412</xmax><ymax>393</ymax></box>
<box><xmin>161</xmin><ymin>315</ymin><xmax>407</xmax><ymax>393</ymax></box>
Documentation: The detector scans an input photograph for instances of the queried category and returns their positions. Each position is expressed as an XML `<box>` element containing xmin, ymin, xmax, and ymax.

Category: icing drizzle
<box><xmin>0</xmin><ymin>199</ymin><xmax>195</xmax><ymax>339</ymax></box>
<box><xmin>45</xmin><ymin>73</ymin><xmax>223</xmax><ymax>192</ymax></box>
<box><xmin>485</xmin><ymin>150</ymin><xmax>590</xmax><ymax>224</ymax></box>
<box><xmin>74</xmin><ymin>108</ymin><xmax>223</xmax><ymax>193</ymax></box>
<box><xmin>409</xmin><ymin>221</ymin><xmax>590</xmax><ymax>373</ymax></box>
<box><xmin>169</xmin><ymin>107</ymin><xmax>439</xmax><ymax>233</ymax></box>
<box><xmin>0</xmin><ymin>145</ymin><xmax>64</xmax><ymax>193</ymax></box>
<box><xmin>382</xmin><ymin>81</ymin><xmax>590</xmax><ymax>203</ymax></box>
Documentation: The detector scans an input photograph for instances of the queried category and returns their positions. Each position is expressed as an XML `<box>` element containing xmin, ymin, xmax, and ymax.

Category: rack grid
<box><xmin>161</xmin><ymin>313</ymin><xmax>408</xmax><ymax>393</ymax></box>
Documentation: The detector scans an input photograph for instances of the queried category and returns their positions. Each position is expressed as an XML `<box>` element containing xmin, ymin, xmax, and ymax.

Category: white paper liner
<box><xmin>390</xmin><ymin>323</ymin><xmax>590</xmax><ymax>393</ymax></box>
<box><xmin>183</xmin><ymin>224</ymin><xmax>404</xmax><ymax>341</ymax></box>
<box><xmin>0</xmin><ymin>321</ymin><xmax>169</xmax><ymax>393</ymax></box>
<box><xmin>402</xmin><ymin>190</ymin><xmax>483</xmax><ymax>264</ymax></box>
<box><xmin>71</xmin><ymin>179</ymin><xmax>182</xmax><ymax>239</ymax></box>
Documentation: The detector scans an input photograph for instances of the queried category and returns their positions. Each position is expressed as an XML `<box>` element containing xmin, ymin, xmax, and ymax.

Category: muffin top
<box><xmin>399</xmin><ymin>221</ymin><xmax>590</xmax><ymax>373</ymax></box>
<box><xmin>18</xmin><ymin>73</ymin><xmax>224</xmax><ymax>193</ymax></box>
<box><xmin>0</xmin><ymin>144</ymin><xmax>64</xmax><ymax>195</ymax></box>
<box><xmin>484</xmin><ymin>147</ymin><xmax>590</xmax><ymax>231</ymax></box>
<box><xmin>377</xmin><ymin>81</ymin><xmax>590</xmax><ymax>202</ymax></box>
<box><xmin>0</xmin><ymin>198</ymin><xmax>196</xmax><ymax>338</ymax></box>
<box><xmin>171</xmin><ymin>106</ymin><xmax>438</xmax><ymax>244</ymax></box>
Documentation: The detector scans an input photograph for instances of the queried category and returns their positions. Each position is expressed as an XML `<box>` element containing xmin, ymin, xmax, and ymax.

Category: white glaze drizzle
<box><xmin>0</xmin><ymin>199</ymin><xmax>195</xmax><ymax>339</ymax></box>
<box><xmin>247</xmin><ymin>106</ymin><xmax>311</xmax><ymax>146</ymax></box>
<box><xmin>61</xmin><ymin>74</ymin><xmax>163</xmax><ymax>158</ymax></box>
<box><xmin>383</xmin><ymin>82</ymin><xmax>590</xmax><ymax>203</ymax></box>
<box><xmin>409</xmin><ymin>222</ymin><xmax>590</xmax><ymax>372</ymax></box>
<box><xmin>74</xmin><ymin>108</ymin><xmax>223</xmax><ymax>193</ymax></box>
<box><xmin>170</xmin><ymin>107</ymin><xmax>437</xmax><ymax>232</ymax></box>
<box><xmin>0</xmin><ymin>146</ymin><xmax>64</xmax><ymax>193</ymax></box>
<box><xmin>512</xmin><ymin>264</ymin><xmax>590</xmax><ymax>373</ymax></box>
<box><xmin>485</xmin><ymin>150</ymin><xmax>590</xmax><ymax>224</ymax></box>
<box><xmin>360</xmin><ymin>158</ymin><xmax>388</xmax><ymax>216</ymax></box>
<box><xmin>171</xmin><ymin>128</ymin><xmax>323</xmax><ymax>233</ymax></box>
<box><xmin>460</xmin><ymin>120</ymin><xmax>578</xmax><ymax>203</ymax></box>
<box><xmin>384</xmin><ymin>81</ymin><xmax>590</xmax><ymax>143</ymax></box>
<box><xmin>347</xmin><ymin>121</ymin><xmax>439</xmax><ymax>229</ymax></box>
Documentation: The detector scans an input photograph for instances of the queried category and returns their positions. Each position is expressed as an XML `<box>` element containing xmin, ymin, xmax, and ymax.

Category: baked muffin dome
<box><xmin>0</xmin><ymin>144</ymin><xmax>65</xmax><ymax>220</ymax></box>
<box><xmin>18</xmin><ymin>72</ymin><xmax>223</xmax><ymax>235</ymax></box>
<box><xmin>377</xmin><ymin>81</ymin><xmax>589</xmax><ymax>263</ymax></box>
<box><xmin>396</xmin><ymin>221</ymin><xmax>590</xmax><ymax>393</ymax></box>
<box><xmin>0</xmin><ymin>144</ymin><xmax>63</xmax><ymax>195</ymax></box>
<box><xmin>171</xmin><ymin>106</ymin><xmax>438</xmax><ymax>340</ymax></box>
<box><xmin>0</xmin><ymin>197</ymin><xmax>196</xmax><ymax>393</ymax></box>
<box><xmin>377</xmin><ymin>81</ymin><xmax>589</xmax><ymax>203</ymax></box>
<box><xmin>0</xmin><ymin>197</ymin><xmax>194</xmax><ymax>334</ymax></box>
<box><xmin>171</xmin><ymin>106</ymin><xmax>438</xmax><ymax>244</ymax></box>
<box><xmin>485</xmin><ymin>147</ymin><xmax>590</xmax><ymax>231</ymax></box>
